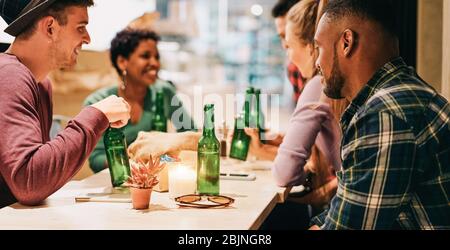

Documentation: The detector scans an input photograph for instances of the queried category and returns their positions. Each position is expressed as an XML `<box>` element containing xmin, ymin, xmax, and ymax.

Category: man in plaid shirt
<box><xmin>312</xmin><ymin>0</ymin><xmax>450</xmax><ymax>229</ymax></box>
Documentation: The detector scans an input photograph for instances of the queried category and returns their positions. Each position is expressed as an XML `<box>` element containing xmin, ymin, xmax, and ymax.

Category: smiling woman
<box><xmin>84</xmin><ymin>28</ymin><xmax>196</xmax><ymax>174</ymax></box>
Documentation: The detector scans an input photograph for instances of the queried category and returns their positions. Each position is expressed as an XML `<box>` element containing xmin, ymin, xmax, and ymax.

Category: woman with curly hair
<box><xmin>84</xmin><ymin>28</ymin><xmax>195</xmax><ymax>173</ymax></box>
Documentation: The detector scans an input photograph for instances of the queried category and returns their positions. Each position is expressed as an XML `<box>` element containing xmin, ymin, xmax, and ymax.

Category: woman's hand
<box><xmin>244</xmin><ymin>127</ymin><xmax>262</xmax><ymax>155</ymax></box>
<box><xmin>128</xmin><ymin>131</ymin><xmax>201</xmax><ymax>162</ymax></box>
<box><xmin>243</xmin><ymin>128</ymin><xmax>278</xmax><ymax>161</ymax></box>
<box><xmin>263</xmin><ymin>131</ymin><xmax>284</xmax><ymax>147</ymax></box>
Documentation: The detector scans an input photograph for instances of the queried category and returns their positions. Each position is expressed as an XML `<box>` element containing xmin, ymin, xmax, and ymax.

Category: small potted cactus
<box><xmin>123</xmin><ymin>156</ymin><xmax>166</xmax><ymax>210</ymax></box>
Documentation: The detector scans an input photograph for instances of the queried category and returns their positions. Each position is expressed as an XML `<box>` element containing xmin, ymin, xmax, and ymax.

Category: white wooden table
<box><xmin>0</xmin><ymin>160</ymin><xmax>294</xmax><ymax>230</ymax></box>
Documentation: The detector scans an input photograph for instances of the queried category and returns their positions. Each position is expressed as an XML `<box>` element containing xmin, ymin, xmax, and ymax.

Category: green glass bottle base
<box><xmin>197</xmin><ymin>152</ymin><xmax>220</xmax><ymax>195</ymax></box>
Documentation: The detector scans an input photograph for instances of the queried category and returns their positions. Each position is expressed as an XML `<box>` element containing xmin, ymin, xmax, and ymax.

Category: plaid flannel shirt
<box><xmin>287</xmin><ymin>63</ymin><xmax>306</xmax><ymax>102</ymax></box>
<box><xmin>312</xmin><ymin>58</ymin><xmax>450</xmax><ymax>230</ymax></box>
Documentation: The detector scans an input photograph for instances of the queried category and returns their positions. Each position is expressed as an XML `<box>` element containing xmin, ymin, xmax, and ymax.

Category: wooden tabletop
<box><xmin>0</xmin><ymin>159</ymin><xmax>292</xmax><ymax>230</ymax></box>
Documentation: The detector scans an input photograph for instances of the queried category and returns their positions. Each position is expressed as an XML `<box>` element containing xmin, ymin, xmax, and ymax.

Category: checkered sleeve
<box><xmin>311</xmin><ymin>210</ymin><xmax>328</xmax><ymax>227</ymax></box>
<box><xmin>321</xmin><ymin>111</ymin><xmax>417</xmax><ymax>230</ymax></box>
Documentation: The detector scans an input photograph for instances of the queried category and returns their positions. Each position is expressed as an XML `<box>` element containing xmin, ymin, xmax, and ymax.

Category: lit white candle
<box><xmin>168</xmin><ymin>164</ymin><xmax>197</xmax><ymax>198</ymax></box>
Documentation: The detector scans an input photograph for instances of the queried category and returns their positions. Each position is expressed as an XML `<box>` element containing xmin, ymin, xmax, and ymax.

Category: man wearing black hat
<box><xmin>0</xmin><ymin>0</ymin><xmax>131</xmax><ymax>208</ymax></box>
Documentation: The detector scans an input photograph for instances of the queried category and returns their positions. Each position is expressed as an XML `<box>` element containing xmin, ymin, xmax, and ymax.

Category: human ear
<box><xmin>341</xmin><ymin>29</ymin><xmax>356</xmax><ymax>57</ymax></box>
<box><xmin>117</xmin><ymin>55</ymin><xmax>128</xmax><ymax>72</ymax></box>
<box><xmin>39</xmin><ymin>16</ymin><xmax>57</xmax><ymax>38</ymax></box>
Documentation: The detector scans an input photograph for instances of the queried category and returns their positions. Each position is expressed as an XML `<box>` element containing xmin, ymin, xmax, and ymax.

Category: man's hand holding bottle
<box><xmin>90</xmin><ymin>95</ymin><xmax>131</xmax><ymax>128</ymax></box>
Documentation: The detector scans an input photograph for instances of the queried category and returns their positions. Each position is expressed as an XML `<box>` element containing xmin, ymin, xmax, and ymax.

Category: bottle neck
<box><xmin>234</xmin><ymin>115</ymin><xmax>245</xmax><ymax>131</ymax></box>
<box><xmin>203</xmin><ymin>110</ymin><xmax>215</xmax><ymax>137</ymax></box>
<box><xmin>255</xmin><ymin>93</ymin><xmax>260</xmax><ymax>110</ymax></box>
<box><xmin>155</xmin><ymin>93</ymin><xmax>165</xmax><ymax>114</ymax></box>
<box><xmin>107</xmin><ymin>127</ymin><xmax>122</xmax><ymax>133</ymax></box>
<box><xmin>105</xmin><ymin>127</ymin><xmax>125</xmax><ymax>143</ymax></box>
<box><xmin>244</xmin><ymin>94</ymin><xmax>252</xmax><ymax>127</ymax></box>
<box><xmin>255</xmin><ymin>93</ymin><xmax>260</xmax><ymax>127</ymax></box>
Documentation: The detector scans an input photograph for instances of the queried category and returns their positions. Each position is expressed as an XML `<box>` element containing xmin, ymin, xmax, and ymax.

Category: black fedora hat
<box><xmin>0</xmin><ymin>0</ymin><xmax>57</xmax><ymax>36</ymax></box>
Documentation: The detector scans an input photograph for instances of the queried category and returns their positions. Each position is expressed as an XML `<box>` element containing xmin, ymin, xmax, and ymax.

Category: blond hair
<box><xmin>287</xmin><ymin>0</ymin><xmax>328</xmax><ymax>45</ymax></box>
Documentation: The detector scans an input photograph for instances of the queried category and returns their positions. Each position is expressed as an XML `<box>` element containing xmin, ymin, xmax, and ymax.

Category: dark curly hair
<box><xmin>110</xmin><ymin>28</ymin><xmax>161</xmax><ymax>75</ymax></box>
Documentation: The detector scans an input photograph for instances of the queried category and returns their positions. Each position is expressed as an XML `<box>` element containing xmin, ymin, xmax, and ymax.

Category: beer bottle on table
<box><xmin>197</xmin><ymin>104</ymin><xmax>220</xmax><ymax>195</ymax></box>
<box><xmin>229</xmin><ymin>87</ymin><xmax>253</xmax><ymax>161</ymax></box>
<box><xmin>152</xmin><ymin>90</ymin><xmax>167</xmax><ymax>132</ymax></box>
<box><xmin>229</xmin><ymin>113</ymin><xmax>250</xmax><ymax>161</ymax></box>
<box><xmin>104</xmin><ymin>127</ymin><xmax>131</xmax><ymax>188</ymax></box>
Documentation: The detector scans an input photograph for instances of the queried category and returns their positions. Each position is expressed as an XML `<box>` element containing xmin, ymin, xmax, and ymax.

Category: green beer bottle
<box><xmin>254</xmin><ymin>88</ymin><xmax>265</xmax><ymax>141</ymax></box>
<box><xmin>152</xmin><ymin>90</ymin><xmax>167</xmax><ymax>132</ymax></box>
<box><xmin>229</xmin><ymin>87</ymin><xmax>253</xmax><ymax>161</ymax></box>
<box><xmin>197</xmin><ymin>104</ymin><xmax>220</xmax><ymax>195</ymax></box>
<box><xmin>104</xmin><ymin>127</ymin><xmax>131</xmax><ymax>187</ymax></box>
<box><xmin>229</xmin><ymin>113</ymin><xmax>250</xmax><ymax>161</ymax></box>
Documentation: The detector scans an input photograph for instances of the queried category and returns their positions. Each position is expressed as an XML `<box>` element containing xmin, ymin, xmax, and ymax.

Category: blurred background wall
<box><xmin>443</xmin><ymin>0</ymin><xmax>450</xmax><ymax>100</ymax></box>
<box><xmin>417</xmin><ymin>0</ymin><xmax>443</xmax><ymax>93</ymax></box>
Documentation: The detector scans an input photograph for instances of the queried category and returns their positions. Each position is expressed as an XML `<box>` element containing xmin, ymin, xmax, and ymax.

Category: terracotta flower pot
<box><xmin>130</xmin><ymin>187</ymin><xmax>152</xmax><ymax>210</ymax></box>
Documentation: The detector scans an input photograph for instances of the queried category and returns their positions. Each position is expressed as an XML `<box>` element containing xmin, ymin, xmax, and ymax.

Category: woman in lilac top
<box><xmin>246</xmin><ymin>0</ymin><xmax>348</xmax><ymax>205</ymax></box>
